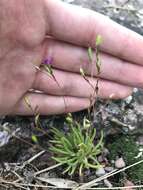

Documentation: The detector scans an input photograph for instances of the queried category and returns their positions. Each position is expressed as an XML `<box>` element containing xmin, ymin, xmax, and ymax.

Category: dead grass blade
<box><xmin>77</xmin><ymin>159</ymin><xmax>143</xmax><ymax>189</ymax></box>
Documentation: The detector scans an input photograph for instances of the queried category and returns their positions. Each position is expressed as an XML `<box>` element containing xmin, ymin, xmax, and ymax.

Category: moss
<box><xmin>107</xmin><ymin>135</ymin><xmax>143</xmax><ymax>182</ymax></box>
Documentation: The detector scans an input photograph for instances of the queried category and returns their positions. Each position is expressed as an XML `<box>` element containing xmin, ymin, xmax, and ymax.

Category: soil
<box><xmin>1</xmin><ymin>0</ymin><xmax>143</xmax><ymax>189</ymax></box>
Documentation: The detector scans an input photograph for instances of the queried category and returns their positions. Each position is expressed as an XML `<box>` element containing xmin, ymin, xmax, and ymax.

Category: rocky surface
<box><xmin>64</xmin><ymin>0</ymin><xmax>143</xmax><ymax>35</ymax></box>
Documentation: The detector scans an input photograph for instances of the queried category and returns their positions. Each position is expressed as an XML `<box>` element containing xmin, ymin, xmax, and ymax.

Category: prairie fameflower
<box><xmin>42</xmin><ymin>57</ymin><xmax>67</xmax><ymax>109</ymax></box>
<box><xmin>50</xmin><ymin>113</ymin><xmax>104</xmax><ymax>176</ymax></box>
<box><xmin>42</xmin><ymin>57</ymin><xmax>57</xmax><ymax>81</ymax></box>
<box><xmin>42</xmin><ymin>57</ymin><xmax>53</xmax><ymax>65</ymax></box>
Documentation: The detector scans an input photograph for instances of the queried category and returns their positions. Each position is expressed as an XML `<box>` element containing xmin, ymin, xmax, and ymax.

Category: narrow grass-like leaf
<box><xmin>24</xmin><ymin>96</ymin><xmax>33</xmax><ymax>112</ymax></box>
<box><xmin>42</xmin><ymin>64</ymin><xmax>53</xmax><ymax>77</ymax></box>
<box><xmin>88</xmin><ymin>47</ymin><xmax>94</xmax><ymax>63</ymax></box>
<box><xmin>70</xmin><ymin>165</ymin><xmax>77</xmax><ymax>175</ymax></box>
<box><xmin>91</xmin><ymin>128</ymin><xmax>96</xmax><ymax>142</ymax></box>
<box><xmin>31</xmin><ymin>135</ymin><xmax>38</xmax><ymax>143</ymax></box>
<box><xmin>90</xmin><ymin>156</ymin><xmax>100</xmax><ymax>166</ymax></box>
<box><xmin>50</xmin><ymin>114</ymin><xmax>104</xmax><ymax>176</ymax></box>
<box><xmin>86</xmin><ymin>162</ymin><xmax>100</xmax><ymax>169</ymax></box>
<box><xmin>61</xmin><ymin>137</ymin><xmax>73</xmax><ymax>154</ymax></box>
<box><xmin>79</xmin><ymin>163</ymin><xmax>84</xmax><ymax>176</ymax></box>
<box><xmin>61</xmin><ymin>136</ymin><xmax>73</xmax><ymax>150</ymax></box>
<box><xmin>63</xmin><ymin>165</ymin><xmax>72</xmax><ymax>174</ymax></box>
<box><xmin>50</xmin><ymin>146</ymin><xmax>70</xmax><ymax>155</ymax></box>
<box><xmin>51</xmin><ymin>127</ymin><xmax>65</xmax><ymax>139</ymax></box>
<box><xmin>96</xmin><ymin>59</ymin><xmax>101</xmax><ymax>74</ymax></box>
<box><xmin>35</xmin><ymin>113</ymin><xmax>40</xmax><ymax>128</ymax></box>
<box><xmin>52</xmin><ymin>157</ymin><xmax>69</xmax><ymax>164</ymax></box>
<box><xmin>66</xmin><ymin>113</ymin><xmax>73</xmax><ymax>124</ymax></box>
<box><xmin>96</xmin><ymin>35</ymin><xmax>103</xmax><ymax>46</ymax></box>
<box><xmin>94</xmin><ymin>131</ymin><xmax>104</xmax><ymax>151</ymax></box>
<box><xmin>80</xmin><ymin>67</ymin><xmax>86</xmax><ymax>77</ymax></box>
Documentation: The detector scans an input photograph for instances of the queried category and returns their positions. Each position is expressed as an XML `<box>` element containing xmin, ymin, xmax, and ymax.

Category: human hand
<box><xmin>0</xmin><ymin>0</ymin><xmax>143</xmax><ymax>115</ymax></box>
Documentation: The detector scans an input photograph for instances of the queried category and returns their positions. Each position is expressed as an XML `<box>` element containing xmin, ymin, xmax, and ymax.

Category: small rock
<box><xmin>137</xmin><ymin>136</ymin><xmax>143</xmax><ymax>145</ymax></box>
<box><xmin>105</xmin><ymin>166</ymin><xmax>114</xmax><ymax>172</ymax></box>
<box><xmin>96</xmin><ymin>167</ymin><xmax>106</xmax><ymax>177</ymax></box>
<box><xmin>123</xmin><ymin>180</ymin><xmax>135</xmax><ymax>190</ymax></box>
<box><xmin>124</xmin><ymin>95</ymin><xmax>133</xmax><ymax>104</ymax></box>
<box><xmin>0</xmin><ymin>131</ymin><xmax>11</xmax><ymax>147</ymax></box>
<box><xmin>98</xmin><ymin>155</ymin><xmax>104</xmax><ymax>162</ymax></box>
<box><xmin>133</xmin><ymin>88</ymin><xmax>138</xmax><ymax>93</ymax></box>
<box><xmin>115</xmin><ymin>157</ymin><xmax>126</xmax><ymax>169</ymax></box>
<box><xmin>103</xmin><ymin>148</ymin><xmax>110</xmax><ymax>156</ymax></box>
<box><xmin>111</xmin><ymin>160</ymin><xmax>115</xmax><ymax>164</ymax></box>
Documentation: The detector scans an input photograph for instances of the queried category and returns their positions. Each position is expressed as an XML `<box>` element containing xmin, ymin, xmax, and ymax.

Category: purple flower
<box><xmin>42</xmin><ymin>57</ymin><xmax>53</xmax><ymax>65</ymax></box>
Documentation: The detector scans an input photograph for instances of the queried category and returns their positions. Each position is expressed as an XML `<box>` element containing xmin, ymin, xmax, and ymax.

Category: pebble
<box><xmin>105</xmin><ymin>166</ymin><xmax>114</xmax><ymax>172</ymax></box>
<box><xmin>96</xmin><ymin>167</ymin><xmax>106</xmax><ymax>177</ymax></box>
<box><xmin>0</xmin><ymin>131</ymin><xmax>10</xmax><ymax>147</ymax></box>
<box><xmin>124</xmin><ymin>95</ymin><xmax>133</xmax><ymax>104</ymax></box>
<box><xmin>98</xmin><ymin>155</ymin><xmax>104</xmax><ymax>163</ymax></box>
<box><xmin>115</xmin><ymin>157</ymin><xmax>126</xmax><ymax>169</ymax></box>
<box><xmin>103</xmin><ymin>148</ymin><xmax>110</xmax><ymax>156</ymax></box>
<box><xmin>123</xmin><ymin>180</ymin><xmax>135</xmax><ymax>190</ymax></box>
<box><xmin>111</xmin><ymin>160</ymin><xmax>115</xmax><ymax>164</ymax></box>
<box><xmin>137</xmin><ymin>136</ymin><xmax>143</xmax><ymax>145</ymax></box>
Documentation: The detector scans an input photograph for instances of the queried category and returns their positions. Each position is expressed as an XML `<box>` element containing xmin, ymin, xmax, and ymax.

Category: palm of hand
<box><xmin>0</xmin><ymin>0</ymin><xmax>46</xmax><ymax>114</ymax></box>
<box><xmin>0</xmin><ymin>0</ymin><xmax>143</xmax><ymax>115</ymax></box>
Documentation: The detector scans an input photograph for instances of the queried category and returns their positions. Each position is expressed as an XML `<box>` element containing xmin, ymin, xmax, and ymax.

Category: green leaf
<box><xmin>50</xmin><ymin>146</ymin><xmax>70</xmax><ymax>155</ymax></box>
<box><xmin>76</xmin><ymin>124</ymin><xmax>84</xmax><ymax>142</ymax></box>
<box><xmin>79</xmin><ymin>163</ymin><xmax>84</xmax><ymax>176</ymax></box>
<box><xmin>86</xmin><ymin>162</ymin><xmax>100</xmax><ymax>169</ymax></box>
<box><xmin>93</xmin><ymin>131</ymin><xmax>104</xmax><ymax>152</ymax></box>
<box><xmin>51</xmin><ymin>127</ymin><xmax>65</xmax><ymax>139</ymax></box>
<box><xmin>90</xmin><ymin>156</ymin><xmax>101</xmax><ymax>166</ymax></box>
<box><xmin>61</xmin><ymin>137</ymin><xmax>73</xmax><ymax>154</ymax></box>
<box><xmin>96</xmin><ymin>59</ymin><xmax>101</xmax><ymax>74</ymax></box>
<box><xmin>72</xmin><ymin>126</ymin><xmax>83</xmax><ymax>145</ymax></box>
<box><xmin>80</xmin><ymin>67</ymin><xmax>85</xmax><ymax>77</ymax></box>
<box><xmin>66</xmin><ymin>133</ymin><xmax>75</xmax><ymax>146</ymax></box>
<box><xmin>24</xmin><ymin>96</ymin><xmax>33</xmax><ymax>112</ymax></box>
<box><xmin>66</xmin><ymin>113</ymin><xmax>73</xmax><ymax>124</ymax></box>
<box><xmin>92</xmin><ymin>148</ymin><xmax>102</xmax><ymax>156</ymax></box>
<box><xmin>70</xmin><ymin>165</ymin><xmax>77</xmax><ymax>175</ymax></box>
<box><xmin>96</xmin><ymin>35</ymin><xmax>102</xmax><ymax>46</ymax></box>
<box><xmin>91</xmin><ymin>128</ymin><xmax>96</xmax><ymax>142</ymax></box>
<box><xmin>62</xmin><ymin>137</ymin><xmax>73</xmax><ymax>150</ymax></box>
<box><xmin>31</xmin><ymin>135</ymin><xmax>38</xmax><ymax>143</ymax></box>
<box><xmin>63</xmin><ymin>165</ymin><xmax>72</xmax><ymax>174</ymax></box>
<box><xmin>50</xmin><ymin>116</ymin><xmax>104</xmax><ymax>176</ymax></box>
<box><xmin>83</xmin><ymin>117</ymin><xmax>91</xmax><ymax>129</ymax></box>
<box><xmin>43</xmin><ymin>64</ymin><xmax>53</xmax><ymax>77</ymax></box>
<box><xmin>67</xmin><ymin>157</ymin><xmax>78</xmax><ymax>165</ymax></box>
<box><xmin>52</xmin><ymin>156</ymin><xmax>69</xmax><ymax>164</ymax></box>
<box><xmin>88</xmin><ymin>47</ymin><xmax>93</xmax><ymax>62</ymax></box>
<box><xmin>49</xmin><ymin>140</ymin><xmax>62</xmax><ymax>144</ymax></box>
<box><xmin>85</xmin><ymin>134</ymin><xmax>90</xmax><ymax>145</ymax></box>
<box><xmin>35</xmin><ymin>113</ymin><xmax>40</xmax><ymax>128</ymax></box>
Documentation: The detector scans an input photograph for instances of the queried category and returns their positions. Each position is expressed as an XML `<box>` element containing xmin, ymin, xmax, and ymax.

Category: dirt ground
<box><xmin>1</xmin><ymin>0</ymin><xmax>143</xmax><ymax>189</ymax></box>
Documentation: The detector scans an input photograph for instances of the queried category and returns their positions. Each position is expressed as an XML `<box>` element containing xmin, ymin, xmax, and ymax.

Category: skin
<box><xmin>0</xmin><ymin>0</ymin><xmax>143</xmax><ymax>115</ymax></box>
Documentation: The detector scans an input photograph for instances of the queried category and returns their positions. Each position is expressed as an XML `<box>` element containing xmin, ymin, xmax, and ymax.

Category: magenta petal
<box><xmin>43</xmin><ymin>57</ymin><xmax>53</xmax><ymax>65</ymax></box>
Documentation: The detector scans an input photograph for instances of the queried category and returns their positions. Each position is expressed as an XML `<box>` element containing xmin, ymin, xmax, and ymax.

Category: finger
<box><xmin>12</xmin><ymin>93</ymin><xmax>91</xmax><ymax>115</ymax></box>
<box><xmin>33</xmin><ymin>69</ymin><xmax>132</xmax><ymax>99</ymax></box>
<box><xmin>46</xmin><ymin>0</ymin><xmax>143</xmax><ymax>65</ymax></box>
<box><xmin>44</xmin><ymin>39</ymin><xmax>143</xmax><ymax>88</ymax></box>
